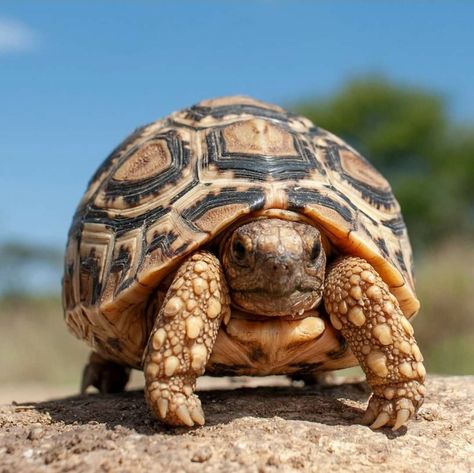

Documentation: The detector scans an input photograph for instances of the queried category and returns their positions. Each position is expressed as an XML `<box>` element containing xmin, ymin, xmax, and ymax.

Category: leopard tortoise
<box><xmin>63</xmin><ymin>96</ymin><xmax>425</xmax><ymax>430</ymax></box>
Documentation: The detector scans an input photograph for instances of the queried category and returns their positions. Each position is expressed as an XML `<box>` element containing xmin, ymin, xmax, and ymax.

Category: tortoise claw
<box><xmin>392</xmin><ymin>408</ymin><xmax>411</xmax><ymax>431</ymax></box>
<box><xmin>363</xmin><ymin>393</ymin><xmax>420</xmax><ymax>431</ymax></box>
<box><xmin>370</xmin><ymin>412</ymin><xmax>390</xmax><ymax>429</ymax></box>
<box><xmin>176</xmin><ymin>405</ymin><xmax>194</xmax><ymax>427</ymax></box>
<box><xmin>190</xmin><ymin>405</ymin><xmax>205</xmax><ymax>425</ymax></box>
<box><xmin>361</xmin><ymin>405</ymin><xmax>377</xmax><ymax>425</ymax></box>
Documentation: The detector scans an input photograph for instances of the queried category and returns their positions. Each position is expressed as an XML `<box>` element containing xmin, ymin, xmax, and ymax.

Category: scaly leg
<box><xmin>143</xmin><ymin>251</ymin><xmax>230</xmax><ymax>427</ymax></box>
<box><xmin>324</xmin><ymin>256</ymin><xmax>426</xmax><ymax>430</ymax></box>
<box><xmin>81</xmin><ymin>351</ymin><xmax>130</xmax><ymax>394</ymax></box>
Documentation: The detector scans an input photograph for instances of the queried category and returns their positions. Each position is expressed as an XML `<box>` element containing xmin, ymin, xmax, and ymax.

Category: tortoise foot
<box><xmin>146</xmin><ymin>380</ymin><xmax>205</xmax><ymax>427</ymax></box>
<box><xmin>81</xmin><ymin>352</ymin><xmax>130</xmax><ymax>394</ymax></box>
<box><xmin>362</xmin><ymin>390</ymin><xmax>423</xmax><ymax>431</ymax></box>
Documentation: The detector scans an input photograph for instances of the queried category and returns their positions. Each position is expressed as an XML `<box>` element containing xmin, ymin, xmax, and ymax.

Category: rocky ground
<box><xmin>0</xmin><ymin>376</ymin><xmax>473</xmax><ymax>473</ymax></box>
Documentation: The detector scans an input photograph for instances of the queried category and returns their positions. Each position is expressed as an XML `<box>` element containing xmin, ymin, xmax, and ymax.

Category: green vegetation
<box><xmin>0</xmin><ymin>241</ymin><xmax>62</xmax><ymax>296</ymax></box>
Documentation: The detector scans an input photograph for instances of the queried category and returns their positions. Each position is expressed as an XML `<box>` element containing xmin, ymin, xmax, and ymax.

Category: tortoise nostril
<box><xmin>267</xmin><ymin>258</ymin><xmax>291</xmax><ymax>274</ymax></box>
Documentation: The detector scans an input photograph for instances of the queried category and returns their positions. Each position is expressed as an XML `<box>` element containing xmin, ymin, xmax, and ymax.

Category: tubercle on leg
<box><xmin>324</xmin><ymin>257</ymin><xmax>426</xmax><ymax>418</ymax></box>
<box><xmin>143</xmin><ymin>251</ymin><xmax>230</xmax><ymax>426</ymax></box>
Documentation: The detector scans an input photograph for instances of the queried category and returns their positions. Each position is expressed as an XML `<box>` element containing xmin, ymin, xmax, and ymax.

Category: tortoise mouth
<box><xmin>230</xmin><ymin>287</ymin><xmax>323</xmax><ymax>318</ymax></box>
<box><xmin>228</xmin><ymin>305</ymin><xmax>324</xmax><ymax>322</ymax></box>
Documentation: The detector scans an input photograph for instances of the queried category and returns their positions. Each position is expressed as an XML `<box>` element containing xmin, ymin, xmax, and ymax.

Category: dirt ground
<box><xmin>0</xmin><ymin>376</ymin><xmax>473</xmax><ymax>473</ymax></box>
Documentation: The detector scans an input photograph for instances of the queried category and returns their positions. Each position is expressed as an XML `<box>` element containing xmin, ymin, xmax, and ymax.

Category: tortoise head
<box><xmin>221</xmin><ymin>218</ymin><xmax>327</xmax><ymax>316</ymax></box>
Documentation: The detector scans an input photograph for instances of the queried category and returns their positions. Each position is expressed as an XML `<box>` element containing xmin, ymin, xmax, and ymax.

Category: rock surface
<box><xmin>0</xmin><ymin>376</ymin><xmax>473</xmax><ymax>473</ymax></box>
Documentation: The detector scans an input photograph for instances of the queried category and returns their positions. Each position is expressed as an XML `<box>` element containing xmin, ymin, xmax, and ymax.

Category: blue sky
<box><xmin>1</xmin><ymin>1</ymin><xmax>473</xmax><ymax>247</ymax></box>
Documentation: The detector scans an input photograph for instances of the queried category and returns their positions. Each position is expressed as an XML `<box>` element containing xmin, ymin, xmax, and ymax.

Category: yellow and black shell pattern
<box><xmin>63</xmin><ymin>96</ymin><xmax>420</xmax><ymax>368</ymax></box>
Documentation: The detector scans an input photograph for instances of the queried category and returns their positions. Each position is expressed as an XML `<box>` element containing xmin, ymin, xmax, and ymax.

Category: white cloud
<box><xmin>0</xmin><ymin>17</ymin><xmax>37</xmax><ymax>54</ymax></box>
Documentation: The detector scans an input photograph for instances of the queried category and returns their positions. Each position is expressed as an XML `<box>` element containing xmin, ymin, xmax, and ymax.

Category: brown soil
<box><xmin>0</xmin><ymin>376</ymin><xmax>473</xmax><ymax>473</ymax></box>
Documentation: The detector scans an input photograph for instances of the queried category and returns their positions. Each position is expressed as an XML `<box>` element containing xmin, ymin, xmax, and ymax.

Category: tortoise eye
<box><xmin>310</xmin><ymin>242</ymin><xmax>320</xmax><ymax>262</ymax></box>
<box><xmin>232</xmin><ymin>239</ymin><xmax>247</xmax><ymax>261</ymax></box>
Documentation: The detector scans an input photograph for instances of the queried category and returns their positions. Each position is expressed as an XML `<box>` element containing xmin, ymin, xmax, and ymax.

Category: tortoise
<box><xmin>63</xmin><ymin>95</ymin><xmax>425</xmax><ymax>431</ymax></box>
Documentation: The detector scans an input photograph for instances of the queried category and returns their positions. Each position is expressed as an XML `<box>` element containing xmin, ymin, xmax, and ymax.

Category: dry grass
<box><xmin>0</xmin><ymin>296</ymin><xmax>88</xmax><ymax>385</ymax></box>
<box><xmin>0</xmin><ymin>240</ymin><xmax>472</xmax><ymax>390</ymax></box>
<box><xmin>412</xmin><ymin>239</ymin><xmax>474</xmax><ymax>374</ymax></box>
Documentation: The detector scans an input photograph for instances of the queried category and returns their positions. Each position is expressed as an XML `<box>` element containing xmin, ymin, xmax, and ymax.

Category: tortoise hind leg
<box><xmin>81</xmin><ymin>352</ymin><xmax>131</xmax><ymax>394</ymax></box>
<box><xmin>289</xmin><ymin>372</ymin><xmax>337</xmax><ymax>386</ymax></box>
<box><xmin>143</xmin><ymin>251</ymin><xmax>230</xmax><ymax>427</ymax></box>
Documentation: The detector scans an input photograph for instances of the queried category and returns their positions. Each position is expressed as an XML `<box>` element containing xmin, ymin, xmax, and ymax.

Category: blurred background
<box><xmin>1</xmin><ymin>1</ymin><xmax>473</xmax><ymax>402</ymax></box>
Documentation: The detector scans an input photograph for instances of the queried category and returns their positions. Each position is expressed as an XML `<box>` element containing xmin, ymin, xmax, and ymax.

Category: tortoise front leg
<box><xmin>324</xmin><ymin>256</ymin><xmax>426</xmax><ymax>430</ymax></box>
<box><xmin>143</xmin><ymin>251</ymin><xmax>230</xmax><ymax>427</ymax></box>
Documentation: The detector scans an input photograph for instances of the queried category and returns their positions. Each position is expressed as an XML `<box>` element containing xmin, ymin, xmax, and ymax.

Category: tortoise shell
<box><xmin>63</xmin><ymin>96</ymin><xmax>419</xmax><ymax>369</ymax></box>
